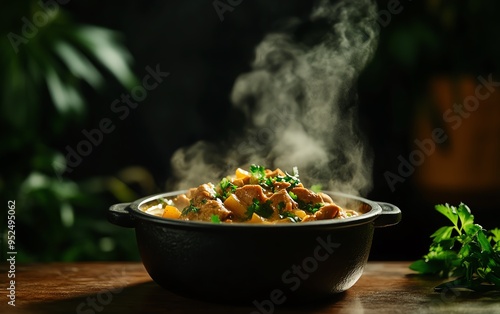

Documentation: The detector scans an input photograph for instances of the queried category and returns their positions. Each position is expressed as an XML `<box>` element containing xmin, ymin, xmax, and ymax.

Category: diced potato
<box><xmin>235</xmin><ymin>168</ymin><xmax>250</xmax><ymax>179</ymax></box>
<box><xmin>223</xmin><ymin>194</ymin><xmax>247</xmax><ymax>219</ymax></box>
<box><xmin>248</xmin><ymin>213</ymin><xmax>265</xmax><ymax>223</ymax></box>
<box><xmin>162</xmin><ymin>205</ymin><xmax>181</xmax><ymax>219</ymax></box>
<box><xmin>292</xmin><ymin>209</ymin><xmax>307</xmax><ymax>219</ymax></box>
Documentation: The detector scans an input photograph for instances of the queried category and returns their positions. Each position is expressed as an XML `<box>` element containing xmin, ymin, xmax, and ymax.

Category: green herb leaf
<box><xmin>477</xmin><ymin>230</ymin><xmax>493</xmax><ymax>254</ymax></box>
<box><xmin>435</xmin><ymin>204</ymin><xmax>458</xmax><ymax>226</ymax></box>
<box><xmin>490</xmin><ymin>228</ymin><xmax>500</xmax><ymax>251</ymax></box>
<box><xmin>246</xmin><ymin>198</ymin><xmax>273</xmax><ymax>219</ymax></box>
<box><xmin>181</xmin><ymin>203</ymin><xmax>200</xmax><ymax>215</ymax></box>
<box><xmin>277</xmin><ymin>202</ymin><xmax>286</xmax><ymax>213</ymax></box>
<box><xmin>249</xmin><ymin>164</ymin><xmax>266</xmax><ymax>181</ymax></box>
<box><xmin>210</xmin><ymin>214</ymin><xmax>221</xmax><ymax>224</ymax></box>
<box><xmin>431</xmin><ymin>226</ymin><xmax>454</xmax><ymax>243</ymax></box>
<box><xmin>279</xmin><ymin>211</ymin><xmax>301</xmax><ymax>223</ymax></box>
<box><xmin>409</xmin><ymin>259</ymin><xmax>443</xmax><ymax>275</ymax></box>
<box><xmin>217</xmin><ymin>177</ymin><xmax>237</xmax><ymax>201</ymax></box>
<box><xmin>457</xmin><ymin>203</ymin><xmax>474</xmax><ymax>233</ymax></box>
<box><xmin>294</xmin><ymin>198</ymin><xmax>323</xmax><ymax>214</ymax></box>
<box><xmin>279</xmin><ymin>171</ymin><xmax>301</xmax><ymax>189</ymax></box>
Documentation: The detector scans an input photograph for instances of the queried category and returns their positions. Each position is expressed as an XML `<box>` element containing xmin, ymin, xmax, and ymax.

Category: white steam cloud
<box><xmin>170</xmin><ymin>0</ymin><xmax>379</xmax><ymax>196</ymax></box>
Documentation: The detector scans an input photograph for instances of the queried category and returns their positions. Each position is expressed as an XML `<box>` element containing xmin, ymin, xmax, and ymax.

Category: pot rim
<box><xmin>126</xmin><ymin>190</ymin><xmax>384</xmax><ymax>229</ymax></box>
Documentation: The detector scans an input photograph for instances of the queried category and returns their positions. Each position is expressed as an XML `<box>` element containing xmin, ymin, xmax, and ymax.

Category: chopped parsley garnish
<box><xmin>249</xmin><ymin>164</ymin><xmax>266</xmax><ymax>182</ymax></box>
<box><xmin>216</xmin><ymin>177</ymin><xmax>237</xmax><ymax>201</ymax></box>
<box><xmin>288</xmin><ymin>191</ymin><xmax>322</xmax><ymax>213</ymax></box>
<box><xmin>263</xmin><ymin>177</ymin><xmax>275</xmax><ymax>191</ymax></box>
<box><xmin>210</xmin><ymin>214</ymin><xmax>221</xmax><ymax>224</ymax></box>
<box><xmin>279</xmin><ymin>211</ymin><xmax>302</xmax><ymax>223</ymax></box>
<box><xmin>246</xmin><ymin>198</ymin><xmax>274</xmax><ymax>219</ymax></box>
<box><xmin>277</xmin><ymin>201</ymin><xmax>286</xmax><ymax>212</ymax></box>
<box><xmin>274</xmin><ymin>169</ymin><xmax>301</xmax><ymax>189</ymax></box>
<box><xmin>181</xmin><ymin>203</ymin><xmax>200</xmax><ymax>215</ymax></box>
<box><xmin>220</xmin><ymin>177</ymin><xmax>236</xmax><ymax>191</ymax></box>
<box><xmin>248</xmin><ymin>164</ymin><xmax>302</xmax><ymax>192</ymax></box>
<box><xmin>277</xmin><ymin>201</ymin><xmax>302</xmax><ymax>222</ymax></box>
<box><xmin>297</xmin><ymin>200</ymin><xmax>323</xmax><ymax>214</ymax></box>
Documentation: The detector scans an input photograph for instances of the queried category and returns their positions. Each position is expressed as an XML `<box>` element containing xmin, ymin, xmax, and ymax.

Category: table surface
<box><xmin>1</xmin><ymin>261</ymin><xmax>499</xmax><ymax>314</ymax></box>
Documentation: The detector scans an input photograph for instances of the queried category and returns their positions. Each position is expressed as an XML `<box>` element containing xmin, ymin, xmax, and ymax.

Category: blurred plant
<box><xmin>0</xmin><ymin>1</ymin><xmax>141</xmax><ymax>261</ymax></box>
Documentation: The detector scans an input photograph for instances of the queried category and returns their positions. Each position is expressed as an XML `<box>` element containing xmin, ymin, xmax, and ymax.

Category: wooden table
<box><xmin>2</xmin><ymin>262</ymin><xmax>499</xmax><ymax>313</ymax></box>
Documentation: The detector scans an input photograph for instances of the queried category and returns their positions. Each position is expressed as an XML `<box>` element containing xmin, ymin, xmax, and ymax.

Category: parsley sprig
<box><xmin>210</xmin><ymin>214</ymin><xmax>221</xmax><ymax>224</ymax></box>
<box><xmin>409</xmin><ymin>203</ymin><xmax>500</xmax><ymax>292</ymax></box>
<box><xmin>274</xmin><ymin>169</ymin><xmax>301</xmax><ymax>189</ymax></box>
<box><xmin>249</xmin><ymin>164</ymin><xmax>266</xmax><ymax>181</ymax></box>
<box><xmin>249</xmin><ymin>164</ymin><xmax>301</xmax><ymax>192</ymax></box>
<box><xmin>288</xmin><ymin>191</ymin><xmax>322</xmax><ymax>214</ymax></box>
<box><xmin>246</xmin><ymin>198</ymin><xmax>274</xmax><ymax>219</ymax></box>
<box><xmin>216</xmin><ymin>177</ymin><xmax>237</xmax><ymax>201</ymax></box>
<box><xmin>181</xmin><ymin>202</ymin><xmax>200</xmax><ymax>216</ymax></box>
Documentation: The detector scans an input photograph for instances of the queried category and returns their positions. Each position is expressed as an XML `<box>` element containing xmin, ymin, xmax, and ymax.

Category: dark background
<box><xmin>2</xmin><ymin>0</ymin><xmax>499</xmax><ymax>262</ymax></box>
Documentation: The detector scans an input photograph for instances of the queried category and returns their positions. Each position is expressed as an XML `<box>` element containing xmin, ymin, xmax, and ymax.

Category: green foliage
<box><xmin>410</xmin><ymin>203</ymin><xmax>500</xmax><ymax>292</ymax></box>
<box><xmin>0</xmin><ymin>1</ymin><xmax>139</xmax><ymax>261</ymax></box>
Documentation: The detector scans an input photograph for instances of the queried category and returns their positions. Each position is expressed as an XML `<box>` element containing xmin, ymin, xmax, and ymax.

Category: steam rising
<box><xmin>170</xmin><ymin>0</ymin><xmax>379</xmax><ymax>196</ymax></box>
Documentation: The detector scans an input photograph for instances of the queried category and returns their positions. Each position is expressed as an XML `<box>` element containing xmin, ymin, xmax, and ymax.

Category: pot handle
<box><xmin>108</xmin><ymin>203</ymin><xmax>136</xmax><ymax>228</ymax></box>
<box><xmin>373</xmin><ymin>202</ymin><xmax>401</xmax><ymax>228</ymax></box>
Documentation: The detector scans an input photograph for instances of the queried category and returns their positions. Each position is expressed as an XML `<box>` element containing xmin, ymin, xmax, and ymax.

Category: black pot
<box><xmin>108</xmin><ymin>191</ymin><xmax>401</xmax><ymax>303</ymax></box>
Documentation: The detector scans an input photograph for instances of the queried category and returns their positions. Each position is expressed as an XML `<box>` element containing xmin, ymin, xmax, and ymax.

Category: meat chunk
<box><xmin>181</xmin><ymin>199</ymin><xmax>232</xmax><ymax>222</ymax></box>
<box><xmin>181</xmin><ymin>183</ymin><xmax>232</xmax><ymax>222</ymax></box>
<box><xmin>172</xmin><ymin>194</ymin><xmax>190</xmax><ymax>210</ymax></box>
<box><xmin>187</xmin><ymin>183</ymin><xmax>217</xmax><ymax>207</ymax></box>
<box><xmin>233</xmin><ymin>185</ymin><xmax>267</xmax><ymax>207</ymax></box>
<box><xmin>290</xmin><ymin>187</ymin><xmax>323</xmax><ymax>205</ymax></box>
<box><xmin>268</xmin><ymin>189</ymin><xmax>298</xmax><ymax>213</ymax></box>
<box><xmin>318</xmin><ymin>192</ymin><xmax>334</xmax><ymax>204</ymax></box>
<box><xmin>302</xmin><ymin>204</ymin><xmax>341</xmax><ymax>222</ymax></box>
<box><xmin>272</xmin><ymin>181</ymin><xmax>291</xmax><ymax>191</ymax></box>
<box><xmin>265</xmin><ymin>168</ymin><xmax>286</xmax><ymax>178</ymax></box>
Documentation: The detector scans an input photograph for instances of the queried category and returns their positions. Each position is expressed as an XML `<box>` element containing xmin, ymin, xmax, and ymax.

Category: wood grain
<box><xmin>1</xmin><ymin>262</ymin><xmax>499</xmax><ymax>314</ymax></box>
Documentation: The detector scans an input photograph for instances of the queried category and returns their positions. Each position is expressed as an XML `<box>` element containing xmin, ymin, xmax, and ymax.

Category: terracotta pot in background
<box><xmin>413</xmin><ymin>74</ymin><xmax>500</xmax><ymax>205</ymax></box>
